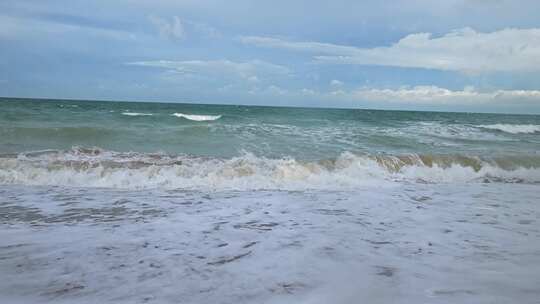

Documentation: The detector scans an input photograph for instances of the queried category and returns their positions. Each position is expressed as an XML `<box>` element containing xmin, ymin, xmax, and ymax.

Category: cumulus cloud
<box><xmin>241</xmin><ymin>28</ymin><xmax>540</xmax><ymax>72</ymax></box>
<box><xmin>149</xmin><ymin>15</ymin><xmax>185</xmax><ymax>40</ymax></box>
<box><xmin>128</xmin><ymin>59</ymin><xmax>291</xmax><ymax>81</ymax></box>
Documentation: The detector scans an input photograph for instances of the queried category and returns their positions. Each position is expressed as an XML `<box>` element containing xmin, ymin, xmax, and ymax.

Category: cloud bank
<box><xmin>130</xmin><ymin>59</ymin><xmax>540</xmax><ymax>108</ymax></box>
<box><xmin>241</xmin><ymin>28</ymin><xmax>540</xmax><ymax>72</ymax></box>
<box><xmin>336</xmin><ymin>86</ymin><xmax>540</xmax><ymax>104</ymax></box>
<box><xmin>244</xmin><ymin>85</ymin><xmax>540</xmax><ymax>106</ymax></box>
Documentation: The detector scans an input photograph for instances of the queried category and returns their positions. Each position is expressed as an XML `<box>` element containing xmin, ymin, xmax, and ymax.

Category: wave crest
<box><xmin>1</xmin><ymin>148</ymin><xmax>539</xmax><ymax>190</ymax></box>
<box><xmin>479</xmin><ymin>124</ymin><xmax>540</xmax><ymax>134</ymax></box>
<box><xmin>173</xmin><ymin>113</ymin><xmax>221</xmax><ymax>121</ymax></box>
<box><xmin>122</xmin><ymin>112</ymin><xmax>153</xmax><ymax>116</ymax></box>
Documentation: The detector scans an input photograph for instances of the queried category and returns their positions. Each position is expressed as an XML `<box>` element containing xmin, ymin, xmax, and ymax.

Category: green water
<box><xmin>1</xmin><ymin>97</ymin><xmax>540</xmax><ymax>160</ymax></box>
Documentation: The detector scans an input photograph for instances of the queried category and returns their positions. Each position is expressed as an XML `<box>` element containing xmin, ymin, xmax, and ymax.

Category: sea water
<box><xmin>1</xmin><ymin>97</ymin><xmax>539</xmax><ymax>303</ymax></box>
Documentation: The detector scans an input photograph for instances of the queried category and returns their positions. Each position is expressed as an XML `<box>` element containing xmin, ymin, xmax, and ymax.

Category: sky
<box><xmin>1</xmin><ymin>0</ymin><xmax>540</xmax><ymax>113</ymax></box>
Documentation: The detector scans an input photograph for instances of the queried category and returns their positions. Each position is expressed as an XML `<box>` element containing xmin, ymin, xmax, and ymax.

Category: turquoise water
<box><xmin>2</xmin><ymin>97</ymin><xmax>539</xmax><ymax>157</ymax></box>
<box><xmin>1</xmin><ymin>97</ymin><xmax>540</xmax><ymax>189</ymax></box>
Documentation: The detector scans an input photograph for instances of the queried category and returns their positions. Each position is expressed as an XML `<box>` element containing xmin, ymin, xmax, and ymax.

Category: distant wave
<box><xmin>404</xmin><ymin>122</ymin><xmax>501</xmax><ymax>141</ymax></box>
<box><xmin>1</xmin><ymin>148</ymin><xmax>539</xmax><ymax>190</ymax></box>
<box><xmin>479</xmin><ymin>124</ymin><xmax>540</xmax><ymax>134</ymax></box>
<box><xmin>173</xmin><ymin>113</ymin><xmax>221</xmax><ymax>121</ymax></box>
<box><xmin>122</xmin><ymin>112</ymin><xmax>153</xmax><ymax>116</ymax></box>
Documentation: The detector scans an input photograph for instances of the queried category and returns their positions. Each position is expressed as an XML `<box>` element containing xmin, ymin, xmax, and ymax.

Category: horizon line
<box><xmin>1</xmin><ymin>95</ymin><xmax>539</xmax><ymax>116</ymax></box>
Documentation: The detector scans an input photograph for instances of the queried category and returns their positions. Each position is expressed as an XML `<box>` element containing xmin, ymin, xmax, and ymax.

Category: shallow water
<box><xmin>1</xmin><ymin>184</ymin><xmax>539</xmax><ymax>303</ymax></box>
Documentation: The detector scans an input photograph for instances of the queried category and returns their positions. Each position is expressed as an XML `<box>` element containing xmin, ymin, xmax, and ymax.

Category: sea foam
<box><xmin>1</xmin><ymin>148</ymin><xmax>539</xmax><ymax>190</ymax></box>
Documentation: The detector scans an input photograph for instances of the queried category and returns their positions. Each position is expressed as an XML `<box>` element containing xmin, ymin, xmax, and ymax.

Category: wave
<box><xmin>122</xmin><ymin>112</ymin><xmax>153</xmax><ymax>116</ymax></box>
<box><xmin>1</xmin><ymin>147</ymin><xmax>539</xmax><ymax>190</ymax></box>
<box><xmin>479</xmin><ymin>124</ymin><xmax>540</xmax><ymax>134</ymax></box>
<box><xmin>173</xmin><ymin>113</ymin><xmax>221</xmax><ymax>121</ymax></box>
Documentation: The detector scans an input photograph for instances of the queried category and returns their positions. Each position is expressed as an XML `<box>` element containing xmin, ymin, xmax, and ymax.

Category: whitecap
<box><xmin>122</xmin><ymin>112</ymin><xmax>153</xmax><ymax>116</ymax></box>
<box><xmin>172</xmin><ymin>113</ymin><xmax>221</xmax><ymax>121</ymax></box>
<box><xmin>479</xmin><ymin>124</ymin><xmax>540</xmax><ymax>134</ymax></box>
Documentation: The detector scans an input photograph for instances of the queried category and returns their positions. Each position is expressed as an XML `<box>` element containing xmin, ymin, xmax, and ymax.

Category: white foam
<box><xmin>479</xmin><ymin>124</ymin><xmax>540</xmax><ymax>134</ymax></box>
<box><xmin>1</xmin><ymin>150</ymin><xmax>539</xmax><ymax>190</ymax></box>
<box><xmin>397</xmin><ymin>122</ymin><xmax>508</xmax><ymax>142</ymax></box>
<box><xmin>121</xmin><ymin>112</ymin><xmax>153</xmax><ymax>116</ymax></box>
<box><xmin>173</xmin><ymin>113</ymin><xmax>221</xmax><ymax>121</ymax></box>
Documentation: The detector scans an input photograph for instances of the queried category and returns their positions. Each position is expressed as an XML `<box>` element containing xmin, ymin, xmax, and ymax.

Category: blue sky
<box><xmin>1</xmin><ymin>0</ymin><xmax>540</xmax><ymax>113</ymax></box>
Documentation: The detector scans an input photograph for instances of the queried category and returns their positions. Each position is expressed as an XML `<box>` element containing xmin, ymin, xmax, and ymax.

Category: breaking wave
<box><xmin>1</xmin><ymin>147</ymin><xmax>539</xmax><ymax>190</ymax></box>
<box><xmin>479</xmin><ymin>124</ymin><xmax>540</xmax><ymax>134</ymax></box>
<box><xmin>173</xmin><ymin>113</ymin><xmax>222</xmax><ymax>121</ymax></box>
<box><xmin>121</xmin><ymin>112</ymin><xmax>153</xmax><ymax>116</ymax></box>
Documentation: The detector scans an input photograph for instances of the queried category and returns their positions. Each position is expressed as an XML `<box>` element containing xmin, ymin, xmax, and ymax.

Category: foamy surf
<box><xmin>173</xmin><ymin>113</ymin><xmax>222</xmax><ymax>121</ymax></box>
<box><xmin>1</xmin><ymin>148</ymin><xmax>539</xmax><ymax>190</ymax></box>
<box><xmin>479</xmin><ymin>124</ymin><xmax>540</xmax><ymax>134</ymax></box>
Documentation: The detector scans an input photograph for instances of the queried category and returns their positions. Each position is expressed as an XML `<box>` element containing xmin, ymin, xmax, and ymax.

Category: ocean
<box><xmin>1</xmin><ymin>97</ymin><xmax>540</xmax><ymax>303</ymax></box>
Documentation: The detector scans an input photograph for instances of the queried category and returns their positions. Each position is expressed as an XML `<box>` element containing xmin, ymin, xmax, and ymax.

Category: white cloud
<box><xmin>240</xmin><ymin>36</ymin><xmax>358</xmax><ymax>56</ymax></box>
<box><xmin>247</xmin><ymin>85</ymin><xmax>288</xmax><ymax>96</ymax></box>
<box><xmin>241</xmin><ymin>28</ymin><xmax>540</xmax><ymax>72</ymax></box>
<box><xmin>188</xmin><ymin>21</ymin><xmax>221</xmax><ymax>38</ymax></box>
<box><xmin>330</xmin><ymin>79</ymin><xmax>344</xmax><ymax>87</ymax></box>
<box><xmin>265</xmin><ymin>85</ymin><xmax>287</xmax><ymax>95</ymax></box>
<box><xmin>128</xmin><ymin>59</ymin><xmax>291</xmax><ymax>81</ymax></box>
<box><xmin>241</xmin><ymin>84</ymin><xmax>540</xmax><ymax>106</ymax></box>
<box><xmin>0</xmin><ymin>15</ymin><xmax>136</xmax><ymax>41</ymax></box>
<box><xmin>149</xmin><ymin>15</ymin><xmax>185</xmax><ymax>41</ymax></box>
<box><xmin>301</xmin><ymin>88</ymin><xmax>316</xmax><ymax>95</ymax></box>
<box><xmin>332</xmin><ymin>86</ymin><xmax>540</xmax><ymax>104</ymax></box>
